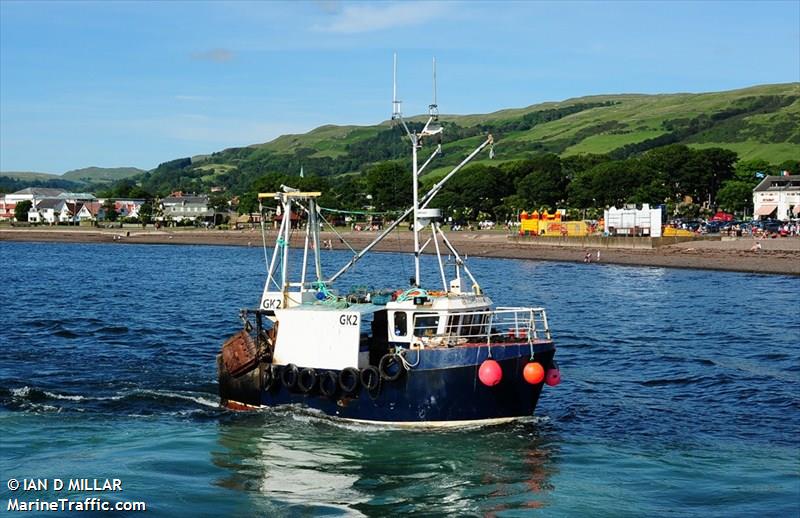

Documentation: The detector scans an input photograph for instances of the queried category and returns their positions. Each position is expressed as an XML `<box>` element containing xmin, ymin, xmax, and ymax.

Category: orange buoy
<box><xmin>523</xmin><ymin>362</ymin><xmax>545</xmax><ymax>384</ymax></box>
<box><xmin>478</xmin><ymin>359</ymin><xmax>503</xmax><ymax>386</ymax></box>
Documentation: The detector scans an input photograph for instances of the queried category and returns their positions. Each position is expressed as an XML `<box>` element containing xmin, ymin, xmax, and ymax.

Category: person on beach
<box><xmin>750</xmin><ymin>241</ymin><xmax>762</xmax><ymax>252</ymax></box>
<box><xmin>596</xmin><ymin>250</ymin><xmax>600</xmax><ymax>262</ymax></box>
<box><xmin>584</xmin><ymin>252</ymin><xmax>592</xmax><ymax>263</ymax></box>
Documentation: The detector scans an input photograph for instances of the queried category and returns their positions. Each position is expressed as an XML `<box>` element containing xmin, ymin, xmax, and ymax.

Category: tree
<box><xmin>716</xmin><ymin>181</ymin><xmax>754</xmax><ymax>214</ymax></box>
<box><xmin>514</xmin><ymin>154</ymin><xmax>566</xmax><ymax>210</ymax></box>
<box><xmin>561</xmin><ymin>154</ymin><xmax>610</xmax><ymax>181</ymax></box>
<box><xmin>734</xmin><ymin>159</ymin><xmax>774</xmax><ymax>186</ymax></box>
<box><xmin>102</xmin><ymin>199</ymin><xmax>118</xmax><ymax>222</ymax></box>
<box><xmin>629</xmin><ymin>161</ymin><xmax>669</xmax><ymax>205</ymax></box>
<box><xmin>209</xmin><ymin>194</ymin><xmax>229</xmax><ymax>225</ymax></box>
<box><xmin>364</xmin><ymin>162</ymin><xmax>411</xmax><ymax>211</ymax></box>
<box><xmin>237</xmin><ymin>193</ymin><xmax>258</xmax><ymax>215</ymax></box>
<box><xmin>777</xmin><ymin>159</ymin><xmax>800</xmax><ymax>176</ymax></box>
<box><xmin>138</xmin><ymin>201</ymin><xmax>153</xmax><ymax>226</ymax></box>
<box><xmin>436</xmin><ymin>164</ymin><xmax>508</xmax><ymax>221</ymax></box>
<box><xmin>14</xmin><ymin>200</ymin><xmax>32</xmax><ymax>222</ymax></box>
<box><xmin>330</xmin><ymin>175</ymin><xmax>365</xmax><ymax>211</ymax></box>
<box><xmin>641</xmin><ymin>144</ymin><xmax>693</xmax><ymax>201</ymax></box>
<box><xmin>682</xmin><ymin>147</ymin><xmax>737</xmax><ymax>206</ymax></box>
<box><xmin>567</xmin><ymin>157</ymin><xmax>650</xmax><ymax>209</ymax></box>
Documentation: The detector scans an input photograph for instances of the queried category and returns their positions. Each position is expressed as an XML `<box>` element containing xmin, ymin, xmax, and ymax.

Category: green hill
<box><xmin>139</xmin><ymin>82</ymin><xmax>798</xmax><ymax>196</ymax></box>
<box><xmin>62</xmin><ymin>166</ymin><xmax>145</xmax><ymax>183</ymax></box>
<box><xmin>246</xmin><ymin>83</ymin><xmax>799</xmax><ymax>161</ymax></box>
<box><xmin>0</xmin><ymin>167</ymin><xmax>145</xmax><ymax>194</ymax></box>
<box><xmin>0</xmin><ymin>171</ymin><xmax>62</xmax><ymax>181</ymax></box>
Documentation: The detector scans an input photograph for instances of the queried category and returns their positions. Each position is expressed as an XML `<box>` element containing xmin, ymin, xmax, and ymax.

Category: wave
<box><xmin>639</xmin><ymin>376</ymin><xmax>705</xmax><ymax>387</ymax></box>
<box><xmin>52</xmin><ymin>329</ymin><xmax>80</xmax><ymax>339</ymax></box>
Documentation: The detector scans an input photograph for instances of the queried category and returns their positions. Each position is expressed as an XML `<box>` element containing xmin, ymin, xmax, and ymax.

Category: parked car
<box><xmin>761</xmin><ymin>220</ymin><xmax>783</xmax><ymax>233</ymax></box>
<box><xmin>704</xmin><ymin>221</ymin><xmax>723</xmax><ymax>234</ymax></box>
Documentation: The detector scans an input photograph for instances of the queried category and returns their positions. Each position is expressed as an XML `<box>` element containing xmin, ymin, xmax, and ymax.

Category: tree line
<box><xmin>91</xmin><ymin>143</ymin><xmax>797</xmax><ymax>225</ymax></box>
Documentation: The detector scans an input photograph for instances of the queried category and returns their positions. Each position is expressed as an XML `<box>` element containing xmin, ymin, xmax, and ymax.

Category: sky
<box><xmin>1</xmin><ymin>0</ymin><xmax>798</xmax><ymax>174</ymax></box>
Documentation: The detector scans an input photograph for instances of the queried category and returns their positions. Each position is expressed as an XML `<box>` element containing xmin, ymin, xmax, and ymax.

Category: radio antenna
<box><xmin>429</xmin><ymin>57</ymin><xmax>438</xmax><ymax>118</ymax></box>
<box><xmin>392</xmin><ymin>52</ymin><xmax>401</xmax><ymax>119</ymax></box>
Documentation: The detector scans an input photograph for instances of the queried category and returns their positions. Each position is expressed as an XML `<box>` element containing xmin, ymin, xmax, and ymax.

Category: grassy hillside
<box><xmin>62</xmin><ymin>166</ymin><xmax>145</xmax><ymax>183</ymax></box>
<box><xmin>245</xmin><ymin>83</ymin><xmax>799</xmax><ymax>161</ymax></box>
<box><xmin>0</xmin><ymin>171</ymin><xmax>84</xmax><ymax>194</ymax></box>
<box><xmin>130</xmin><ymin>83</ymin><xmax>800</xmax><ymax>196</ymax></box>
<box><xmin>1</xmin><ymin>167</ymin><xmax>144</xmax><ymax>194</ymax></box>
<box><xmin>0</xmin><ymin>171</ymin><xmax>61</xmax><ymax>181</ymax></box>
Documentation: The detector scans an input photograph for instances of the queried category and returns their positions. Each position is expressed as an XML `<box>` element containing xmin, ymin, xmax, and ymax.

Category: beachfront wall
<box><xmin>603</xmin><ymin>205</ymin><xmax>662</xmax><ymax>238</ymax></box>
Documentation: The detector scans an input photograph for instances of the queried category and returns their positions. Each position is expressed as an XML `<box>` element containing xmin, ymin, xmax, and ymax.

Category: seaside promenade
<box><xmin>2</xmin><ymin>227</ymin><xmax>799</xmax><ymax>276</ymax></box>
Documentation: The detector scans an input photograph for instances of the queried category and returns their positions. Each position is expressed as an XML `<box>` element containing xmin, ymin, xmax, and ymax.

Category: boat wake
<box><xmin>2</xmin><ymin>385</ymin><xmax>221</xmax><ymax>417</ymax></box>
<box><xmin>249</xmin><ymin>404</ymin><xmax>549</xmax><ymax>432</ymax></box>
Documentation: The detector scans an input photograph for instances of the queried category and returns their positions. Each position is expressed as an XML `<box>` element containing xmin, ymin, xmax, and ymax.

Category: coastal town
<box><xmin>0</xmin><ymin>188</ymin><xmax>213</xmax><ymax>227</ymax></box>
<box><xmin>1</xmin><ymin>174</ymin><xmax>798</xmax><ymax>233</ymax></box>
<box><xmin>1</xmin><ymin>174</ymin><xmax>798</xmax><ymax>277</ymax></box>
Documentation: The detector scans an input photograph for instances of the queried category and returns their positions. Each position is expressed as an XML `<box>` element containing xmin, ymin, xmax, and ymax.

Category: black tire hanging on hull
<box><xmin>281</xmin><ymin>364</ymin><xmax>299</xmax><ymax>390</ymax></box>
<box><xmin>298</xmin><ymin>368</ymin><xmax>317</xmax><ymax>393</ymax></box>
<box><xmin>339</xmin><ymin>367</ymin><xmax>360</xmax><ymax>394</ymax></box>
<box><xmin>360</xmin><ymin>366</ymin><xmax>380</xmax><ymax>391</ymax></box>
<box><xmin>261</xmin><ymin>364</ymin><xmax>275</xmax><ymax>391</ymax></box>
<box><xmin>378</xmin><ymin>353</ymin><xmax>403</xmax><ymax>381</ymax></box>
<box><xmin>319</xmin><ymin>371</ymin><xmax>338</xmax><ymax>398</ymax></box>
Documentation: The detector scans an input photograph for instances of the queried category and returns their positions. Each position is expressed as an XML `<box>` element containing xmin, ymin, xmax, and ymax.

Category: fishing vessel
<box><xmin>217</xmin><ymin>57</ymin><xmax>560</xmax><ymax>426</ymax></box>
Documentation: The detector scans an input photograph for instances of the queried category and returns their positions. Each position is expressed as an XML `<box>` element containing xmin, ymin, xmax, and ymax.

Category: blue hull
<box><xmin>219</xmin><ymin>341</ymin><xmax>556</xmax><ymax>423</ymax></box>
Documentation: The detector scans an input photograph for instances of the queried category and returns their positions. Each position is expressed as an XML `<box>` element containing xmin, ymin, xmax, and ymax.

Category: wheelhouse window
<box><xmin>413</xmin><ymin>314</ymin><xmax>440</xmax><ymax>337</ymax></box>
<box><xmin>461</xmin><ymin>312</ymin><xmax>490</xmax><ymax>339</ymax></box>
<box><xmin>446</xmin><ymin>314</ymin><xmax>461</xmax><ymax>335</ymax></box>
<box><xmin>393</xmin><ymin>311</ymin><xmax>407</xmax><ymax>337</ymax></box>
<box><xmin>462</xmin><ymin>314</ymin><xmax>475</xmax><ymax>338</ymax></box>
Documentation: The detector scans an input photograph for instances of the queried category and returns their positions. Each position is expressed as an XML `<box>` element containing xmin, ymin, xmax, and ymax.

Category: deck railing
<box><xmin>411</xmin><ymin>307</ymin><xmax>551</xmax><ymax>347</ymax></box>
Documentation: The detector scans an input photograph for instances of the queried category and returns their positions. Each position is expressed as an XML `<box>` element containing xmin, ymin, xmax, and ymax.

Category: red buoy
<box><xmin>478</xmin><ymin>359</ymin><xmax>502</xmax><ymax>386</ymax></box>
<box><xmin>523</xmin><ymin>362</ymin><xmax>545</xmax><ymax>384</ymax></box>
<box><xmin>545</xmin><ymin>368</ymin><xmax>561</xmax><ymax>386</ymax></box>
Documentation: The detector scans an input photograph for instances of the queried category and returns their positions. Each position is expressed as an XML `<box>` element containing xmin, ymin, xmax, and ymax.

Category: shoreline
<box><xmin>2</xmin><ymin>228</ymin><xmax>799</xmax><ymax>276</ymax></box>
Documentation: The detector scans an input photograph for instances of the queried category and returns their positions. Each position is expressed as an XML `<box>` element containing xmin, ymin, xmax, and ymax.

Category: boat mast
<box><xmin>326</xmin><ymin>55</ymin><xmax>493</xmax><ymax>286</ymax></box>
<box><xmin>393</xmin><ymin>53</ymin><xmax>421</xmax><ymax>287</ymax></box>
<box><xmin>394</xmin><ymin>54</ymin><xmax>443</xmax><ymax>287</ymax></box>
<box><xmin>260</xmin><ymin>188</ymin><xmax>322</xmax><ymax>309</ymax></box>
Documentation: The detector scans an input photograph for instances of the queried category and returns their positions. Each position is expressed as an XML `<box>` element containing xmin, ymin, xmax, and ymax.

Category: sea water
<box><xmin>1</xmin><ymin>241</ymin><xmax>798</xmax><ymax>516</ymax></box>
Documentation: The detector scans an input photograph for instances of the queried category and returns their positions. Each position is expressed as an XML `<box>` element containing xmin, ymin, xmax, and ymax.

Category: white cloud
<box><xmin>314</xmin><ymin>2</ymin><xmax>451</xmax><ymax>34</ymax></box>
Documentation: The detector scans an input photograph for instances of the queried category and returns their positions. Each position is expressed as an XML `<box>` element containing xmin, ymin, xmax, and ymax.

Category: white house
<box><xmin>158</xmin><ymin>195</ymin><xmax>211</xmax><ymax>223</ymax></box>
<box><xmin>1</xmin><ymin>188</ymin><xmax>65</xmax><ymax>221</ymax></box>
<box><xmin>29</xmin><ymin>200</ymin><xmax>101</xmax><ymax>224</ymax></box>
<box><xmin>57</xmin><ymin>201</ymin><xmax>82</xmax><ymax>224</ymax></box>
<box><xmin>753</xmin><ymin>175</ymin><xmax>800</xmax><ymax>220</ymax></box>
<box><xmin>28</xmin><ymin>199</ymin><xmax>64</xmax><ymax>224</ymax></box>
<box><xmin>77</xmin><ymin>202</ymin><xmax>101</xmax><ymax>222</ymax></box>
